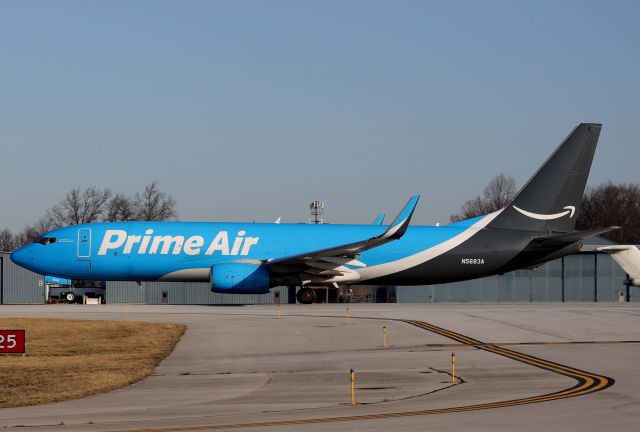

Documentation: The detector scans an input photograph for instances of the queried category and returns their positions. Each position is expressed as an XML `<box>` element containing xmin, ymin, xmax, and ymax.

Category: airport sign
<box><xmin>0</xmin><ymin>329</ymin><xmax>26</xmax><ymax>354</ymax></box>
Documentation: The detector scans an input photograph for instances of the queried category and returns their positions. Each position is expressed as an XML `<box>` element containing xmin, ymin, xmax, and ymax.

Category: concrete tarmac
<box><xmin>0</xmin><ymin>303</ymin><xmax>638</xmax><ymax>431</ymax></box>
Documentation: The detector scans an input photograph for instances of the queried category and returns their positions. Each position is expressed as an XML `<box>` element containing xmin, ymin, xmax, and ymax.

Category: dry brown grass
<box><xmin>0</xmin><ymin>317</ymin><xmax>185</xmax><ymax>408</ymax></box>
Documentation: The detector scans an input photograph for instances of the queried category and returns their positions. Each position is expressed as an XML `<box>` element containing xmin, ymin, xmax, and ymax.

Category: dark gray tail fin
<box><xmin>488</xmin><ymin>123</ymin><xmax>601</xmax><ymax>233</ymax></box>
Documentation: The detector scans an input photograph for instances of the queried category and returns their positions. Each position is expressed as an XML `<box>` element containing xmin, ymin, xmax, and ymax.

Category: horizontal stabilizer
<box><xmin>532</xmin><ymin>227</ymin><xmax>619</xmax><ymax>247</ymax></box>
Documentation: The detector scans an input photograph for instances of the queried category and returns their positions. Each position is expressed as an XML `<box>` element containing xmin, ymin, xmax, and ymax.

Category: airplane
<box><xmin>11</xmin><ymin>123</ymin><xmax>617</xmax><ymax>304</ymax></box>
<box><xmin>598</xmin><ymin>245</ymin><xmax>640</xmax><ymax>287</ymax></box>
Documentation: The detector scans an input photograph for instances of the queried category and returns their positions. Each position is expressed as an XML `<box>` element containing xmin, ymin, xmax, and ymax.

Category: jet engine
<box><xmin>210</xmin><ymin>262</ymin><xmax>271</xmax><ymax>294</ymax></box>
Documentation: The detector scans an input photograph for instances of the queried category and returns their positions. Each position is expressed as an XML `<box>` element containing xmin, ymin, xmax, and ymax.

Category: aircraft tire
<box><xmin>296</xmin><ymin>287</ymin><xmax>315</xmax><ymax>304</ymax></box>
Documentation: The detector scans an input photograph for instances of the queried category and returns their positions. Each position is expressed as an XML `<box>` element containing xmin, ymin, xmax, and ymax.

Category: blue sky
<box><xmin>1</xmin><ymin>1</ymin><xmax>639</xmax><ymax>232</ymax></box>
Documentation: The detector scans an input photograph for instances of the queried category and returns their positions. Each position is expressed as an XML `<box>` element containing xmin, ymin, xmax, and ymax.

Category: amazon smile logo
<box><xmin>512</xmin><ymin>205</ymin><xmax>576</xmax><ymax>220</ymax></box>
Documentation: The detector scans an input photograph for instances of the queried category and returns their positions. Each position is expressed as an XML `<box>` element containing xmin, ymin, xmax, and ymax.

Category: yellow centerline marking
<box><xmin>424</xmin><ymin>340</ymin><xmax>640</xmax><ymax>348</ymax></box>
<box><xmin>120</xmin><ymin>316</ymin><xmax>614</xmax><ymax>432</ymax></box>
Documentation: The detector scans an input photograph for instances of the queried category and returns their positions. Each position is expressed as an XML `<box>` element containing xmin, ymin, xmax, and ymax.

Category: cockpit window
<box><xmin>36</xmin><ymin>237</ymin><xmax>56</xmax><ymax>245</ymax></box>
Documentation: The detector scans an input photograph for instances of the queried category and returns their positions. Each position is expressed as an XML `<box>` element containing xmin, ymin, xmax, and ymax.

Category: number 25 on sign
<box><xmin>0</xmin><ymin>330</ymin><xmax>26</xmax><ymax>354</ymax></box>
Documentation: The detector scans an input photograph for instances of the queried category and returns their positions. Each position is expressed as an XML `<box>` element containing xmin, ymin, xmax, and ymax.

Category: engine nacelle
<box><xmin>210</xmin><ymin>262</ymin><xmax>271</xmax><ymax>294</ymax></box>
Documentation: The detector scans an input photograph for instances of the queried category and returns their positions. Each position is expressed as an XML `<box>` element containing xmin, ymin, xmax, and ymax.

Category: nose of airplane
<box><xmin>10</xmin><ymin>245</ymin><xmax>34</xmax><ymax>269</ymax></box>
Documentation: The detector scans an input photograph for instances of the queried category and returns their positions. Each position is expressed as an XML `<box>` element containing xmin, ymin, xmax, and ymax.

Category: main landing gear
<box><xmin>296</xmin><ymin>287</ymin><xmax>316</xmax><ymax>304</ymax></box>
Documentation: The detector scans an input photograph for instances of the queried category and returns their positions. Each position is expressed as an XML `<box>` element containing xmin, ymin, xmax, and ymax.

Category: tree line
<box><xmin>0</xmin><ymin>182</ymin><xmax>176</xmax><ymax>251</ymax></box>
<box><xmin>2</xmin><ymin>178</ymin><xmax>638</xmax><ymax>252</ymax></box>
<box><xmin>450</xmin><ymin>175</ymin><xmax>640</xmax><ymax>244</ymax></box>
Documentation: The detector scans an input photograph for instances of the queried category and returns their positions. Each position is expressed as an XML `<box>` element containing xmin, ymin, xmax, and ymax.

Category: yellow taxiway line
<box><xmin>123</xmin><ymin>317</ymin><xmax>614</xmax><ymax>432</ymax></box>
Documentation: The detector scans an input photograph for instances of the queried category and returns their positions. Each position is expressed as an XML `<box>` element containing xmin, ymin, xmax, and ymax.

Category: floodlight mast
<box><xmin>309</xmin><ymin>200</ymin><xmax>325</xmax><ymax>224</ymax></box>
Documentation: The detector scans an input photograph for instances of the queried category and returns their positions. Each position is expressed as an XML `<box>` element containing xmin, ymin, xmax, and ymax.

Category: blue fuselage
<box><xmin>10</xmin><ymin>216</ymin><xmax>507</xmax><ymax>286</ymax></box>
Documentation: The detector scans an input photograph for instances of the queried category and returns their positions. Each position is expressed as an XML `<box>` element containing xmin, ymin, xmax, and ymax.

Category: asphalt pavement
<box><xmin>0</xmin><ymin>303</ymin><xmax>638</xmax><ymax>431</ymax></box>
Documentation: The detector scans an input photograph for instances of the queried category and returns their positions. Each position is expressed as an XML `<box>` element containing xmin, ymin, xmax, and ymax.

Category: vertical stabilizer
<box><xmin>488</xmin><ymin>123</ymin><xmax>601</xmax><ymax>233</ymax></box>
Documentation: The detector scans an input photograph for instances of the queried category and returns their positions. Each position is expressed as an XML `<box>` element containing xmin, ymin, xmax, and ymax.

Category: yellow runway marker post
<box><xmin>124</xmin><ymin>303</ymin><xmax>128</xmax><ymax>315</ymax></box>
<box><xmin>277</xmin><ymin>304</ymin><xmax>281</xmax><ymax>319</ymax></box>
<box><xmin>451</xmin><ymin>352</ymin><xmax>456</xmax><ymax>384</ymax></box>
<box><xmin>350</xmin><ymin>368</ymin><xmax>356</xmax><ymax>405</ymax></box>
<box><xmin>383</xmin><ymin>326</ymin><xmax>388</xmax><ymax>348</ymax></box>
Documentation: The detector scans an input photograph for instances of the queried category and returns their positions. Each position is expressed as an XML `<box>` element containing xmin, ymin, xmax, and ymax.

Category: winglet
<box><xmin>372</xmin><ymin>214</ymin><xmax>385</xmax><ymax>225</ymax></box>
<box><xmin>382</xmin><ymin>195</ymin><xmax>420</xmax><ymax>240</ymax></box>
<box><xmin>264</xmin><ymin>195</ymin><xmax>421</xmax><ymax>268</ymax></box>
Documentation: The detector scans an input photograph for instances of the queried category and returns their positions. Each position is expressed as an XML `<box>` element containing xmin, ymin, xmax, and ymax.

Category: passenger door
<box><xmin>77</xmin><ymin>228</ymin><xmax>91</xmax><ymax>258</ymax></box>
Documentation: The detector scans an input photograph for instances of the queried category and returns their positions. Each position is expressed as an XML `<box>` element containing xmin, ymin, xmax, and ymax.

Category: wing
<box><xmin>265</xmin><ymin>195</ymin><xmax>420</xmax><ymax>285</ymax></box>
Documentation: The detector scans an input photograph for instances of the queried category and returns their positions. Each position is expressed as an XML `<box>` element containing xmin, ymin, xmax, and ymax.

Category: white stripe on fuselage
<box><xmin>356</xmin><ymin>209</ymin><xmax>503</xmax><ymax>281</ymax></box>
<box><xmin>155</xmin><ymin>210</ymin><xmax>502</xmax><ymax>283</ymax></box>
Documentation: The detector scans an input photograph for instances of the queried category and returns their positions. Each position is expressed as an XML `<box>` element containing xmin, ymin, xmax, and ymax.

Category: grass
<box><xmin>0</xmin><ymin>317</ymin><xmax>185</xmax><ymax>408</ymax></box>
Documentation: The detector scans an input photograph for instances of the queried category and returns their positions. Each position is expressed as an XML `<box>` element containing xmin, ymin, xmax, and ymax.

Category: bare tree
<box><xmin>33</xmin><ymin>212</ymin><xmax>55</xmax><ymax>235</ymax></box>
<box><xmin>577</xmin><ymin>181</ymin><xmax>640</xmax><ymax>244</ymax></box>
<box><xmin>451</xmin><ymin>174</ymin><xmax>516</xmax><ymax>222</ymax></box>
<box><xmin>9</xmin><ymin>183</ymin><xmax>178</xmax><ymax>248</ymax></box>
<box><xmin>15</xmin><ymin>227</ymin><xmax>39</xmax><ymax>247</ymax></box>
<box><xmin>105</xmin><ymin>194</ymin><xmax>136</xmax><ymax>222</ymax></box>
<box><xmin>14</xmin><ymin>213</ymin><xmax>55</xmax><ymax>247</ymax></box>
<box><xmin>0</xmin><ymin>228</ymin><xmax>15</xmax><ymax>251</ymax></box>
<box><xmin>50</xmin><ymin>187</ymin><xmax>112</xmax><ymax>227</ymax></box>
<box><xmin>134</xmin><ymin>181</ymin><xmax>177</xmax><ymax>221</ymax></box>
<box><xmin>483</xmin><ymin>173</ymin><xmax>516</xmax><ymax>210</ymax></box>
